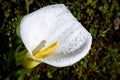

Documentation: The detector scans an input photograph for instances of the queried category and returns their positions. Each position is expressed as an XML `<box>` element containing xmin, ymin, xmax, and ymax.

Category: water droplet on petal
<box><xmin>68</xmin><ymin>48</ymin><xmax>72</xmax><ymax>51</ymax></box>
<box><xmin>70</xmin><ymin>58</ymin><xmax>73</xmax><ymax>61</ymax></box>
<box><xmin>55</xmin><ymin>59</ymin><xmax>60</xmax><ymax>63</ymax></box>
<box><xmin>75</xmin><ymin>38</ymin><xmax>79</xmax><ymax>41</ymax></box>
<box><xmin>83</xmin><ymin>36</ymin><xmax>87</xmax><ymax>39</ymax></box>
<box><xmin>80</xmin><ymin>32</ymin><xmax>84</xmax><ymax>35</ymax></box>
<box><xmin>69</xmin><ymin>44</ymin><xmax>73</xmax><ymax>47</ymax></box>
<box><xmin>75</xmin><ymin>44</ymin><xmax>79</xmax><ymax>47</ymax></box>
<box><xmin>71</xmin><ymin>31</ymin><xmax>74</xmax><ymax>34</ymax></box>
<box><xmin>62</xmin><ymin>52</ymin><xmax>66</xmax><ymax>54</ymax></box>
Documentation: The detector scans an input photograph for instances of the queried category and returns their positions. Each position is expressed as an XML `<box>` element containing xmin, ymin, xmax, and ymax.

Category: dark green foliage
<box><xmin>0</xmin><ymin>0</ymin><xmax>120</xmax><ymax>80</ymax></box>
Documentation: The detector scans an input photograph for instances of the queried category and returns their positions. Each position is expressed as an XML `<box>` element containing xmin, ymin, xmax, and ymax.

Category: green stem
<box><xmin>25</xmin><ymin>0</ymin><xmax>29</xmax><ymax>14</ymax></box>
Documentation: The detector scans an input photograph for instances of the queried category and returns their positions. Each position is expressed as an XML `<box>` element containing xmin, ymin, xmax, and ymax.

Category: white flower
<box><xmin>20</xmin><ymin>4</ymin><xmax>92</xmax><ymax>69</ymax></box>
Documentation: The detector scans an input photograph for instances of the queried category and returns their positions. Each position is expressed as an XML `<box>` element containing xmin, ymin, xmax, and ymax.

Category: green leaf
<box><xmin>86</xmin><ymin>8</ymin><xmax>94</xmax><ymax>16</ymax></box>
<box><xmin>90</xmin><ymin>26</ymin><xmax>97</xmax><ymax>39</ymax></box>
<box><xmin>15</xmin><ymin>44</ymin><xmax>27</xmax><ymax>66</ymax></box>
<box><xmin>47</xmin><ymin>72</ymin><xmax>53</xmax><ymax>78</ymax></box>
<box><xmin>8</xmin><ymin>35</ymin><xmax>27</xmax><ymax>68</ymax></box>
<box><xmin>16</xmin><ymin>16</ymin><xmax>24</xmax><ymax>38</ymax></box>
<box><xmin>34</xmin><ymin>74</ymin><xmax>40</xmax><ymax>80</ymax></box>
<box><xmin>8</xmin><ymin>37</ymin><xmax>18</xmax><ymax>68</ymax></box>
<box><xmin>17</xmin><ymin>69</ymin><xmax>28</xmax><ymax>80</ymax></box>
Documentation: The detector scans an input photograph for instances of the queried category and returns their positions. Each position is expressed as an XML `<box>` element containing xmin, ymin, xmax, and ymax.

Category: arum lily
<box><xmin>20</xmin><ymin>4</ymin><xmax>92</xmax><ymax>69</ymax></box>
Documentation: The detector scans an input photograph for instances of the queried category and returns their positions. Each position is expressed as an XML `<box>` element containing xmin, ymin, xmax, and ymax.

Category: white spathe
<box><xmin>20</xmin><ymin>4</ymin><xmax>92</xmax><ymax>67</ymax></box>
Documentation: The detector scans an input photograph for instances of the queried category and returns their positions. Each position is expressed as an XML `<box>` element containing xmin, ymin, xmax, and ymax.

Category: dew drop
<box><xmin>75</xmin><ymin>44</ymin><xmax>79</xmax><ymax>47</ymax></box>
<box><xmin>62</xmin><ymin>52</ymin><xmax>66</xmax><ymax>54</ymax></box>
<box><xmin>69</xmin><ymin>44</ymin><xmax>73</xmax><ymax>47</ymax></box>
<box><xmin>68</xmin><ymin>48</ymin><xmax>74</xmax><ymax>53</ymax></box>
<box><xmin>70</xmin><ymin>58</ymin><xmax>73</xmax><ymax>61</ymax></box>
<box><xmin>75</xmin><ymin>38</ymin><xmax>79</xmax><ymax>41</ymax></box>
<box><xmin>83</xmin><ymin>35</ymin><xmax>87</xmax><ymax>39</ymax></box>
<box><xmin>68</xmin><ymin>48</ymin><xmax>72</xmax><ymax>51</ymax></box>
<box><xmin>51</xmin><ymin>59</ymin><xmax>55</xmax><ymax>63</ymax></box>
<box><xmin>80</xmin><ymin>32</ymin><xmax>84</xmax><ymax>35</ymax></box>
<box><xmin>70</xmin><ymin>31</ymin><xmax>74</xmax><ymax>34</ymax></box>
<box><xmin>55</xmin><ymin>59</ymin><xmax>60</xmax><ymax>63</ymax></box>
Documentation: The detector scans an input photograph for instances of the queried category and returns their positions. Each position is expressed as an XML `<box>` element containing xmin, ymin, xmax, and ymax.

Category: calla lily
<box><xmin>20</xmin><ymin>4</ymin><xmax>92</xmax><ymax>69</ymax></box>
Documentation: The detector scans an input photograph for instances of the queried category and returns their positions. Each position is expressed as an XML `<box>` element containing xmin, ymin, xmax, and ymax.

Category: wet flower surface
<box><xmin>20</xmin><ymin>4</ymin><xmax>92</xmax><ymax>68</ymax></box>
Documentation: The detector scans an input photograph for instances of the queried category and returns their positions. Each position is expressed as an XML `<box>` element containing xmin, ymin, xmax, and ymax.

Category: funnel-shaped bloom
<box><xmin>20</xmin><ymin>4</ymin><xmax>92</xmax><ymax>69</ymax></box>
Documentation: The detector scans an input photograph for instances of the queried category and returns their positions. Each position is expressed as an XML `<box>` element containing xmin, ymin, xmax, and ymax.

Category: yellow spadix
<box><xmin>22</xmin><ymin>42</ymin><xmax>59</xmax><ymax>69</ymax></box>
